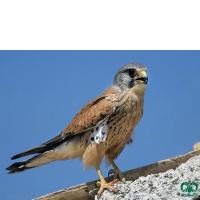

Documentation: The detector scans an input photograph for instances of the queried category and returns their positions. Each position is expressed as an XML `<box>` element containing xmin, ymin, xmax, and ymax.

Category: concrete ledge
<box><xmin>33</xmin><ymin>150</ymin><xmax>200</xmax><ymax>200</ymax></box>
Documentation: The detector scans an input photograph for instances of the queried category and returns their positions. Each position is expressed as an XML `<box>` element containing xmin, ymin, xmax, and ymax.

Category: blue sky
<box><xmin>1</xmin><ymin>51</ymin><xmax>200</xmax><ymax>200</ymax></box>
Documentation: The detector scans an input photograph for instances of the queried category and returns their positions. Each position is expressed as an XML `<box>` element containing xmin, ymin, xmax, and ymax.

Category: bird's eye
<box><xmin>128</xmin><ymin>69</ymin><xmax>136</xmax><ymax>77</ymax></box>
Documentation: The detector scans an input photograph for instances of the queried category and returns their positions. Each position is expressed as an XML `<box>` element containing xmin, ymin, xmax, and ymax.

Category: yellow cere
<box><xmin>140</xmin><ymin>71</ymin><xmax>146</xmax><ymax>77</ymax></box>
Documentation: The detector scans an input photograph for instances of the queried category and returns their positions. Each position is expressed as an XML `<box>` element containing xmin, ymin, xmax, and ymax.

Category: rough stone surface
<box><xmin>98</xmin><ymin>155</ymin><xmax>200</xmax><ymax>200</ymax></box>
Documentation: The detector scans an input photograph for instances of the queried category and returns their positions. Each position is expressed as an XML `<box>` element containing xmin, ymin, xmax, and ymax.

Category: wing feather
<box><xmin>11</xmin><ymin>87</ymin><xmax>119</xmax><ymax>160</ymax></box>
<box><xmin>61</xmin><ymin>93</ymin><xmax>115</xmax><ymax>137</ymax></box>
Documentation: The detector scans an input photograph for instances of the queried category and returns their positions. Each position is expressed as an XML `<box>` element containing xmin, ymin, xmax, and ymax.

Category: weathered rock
<box><xmin>99</xmin><ymin>155</ymin><xmax>200</xmax><ymax>200</ymax></box>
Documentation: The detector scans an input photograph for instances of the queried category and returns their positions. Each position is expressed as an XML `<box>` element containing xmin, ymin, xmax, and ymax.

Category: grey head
<box><xmin>113</xmin><ymin>63</ymin><xmax>148</xmax><ymax>90</ymax></box>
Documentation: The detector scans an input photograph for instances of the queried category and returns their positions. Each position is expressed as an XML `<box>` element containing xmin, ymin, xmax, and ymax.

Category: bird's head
<box><xmin>113</xmin><ymin>63</ymin><xmax>148</xmax><ymax>94</ymax></box>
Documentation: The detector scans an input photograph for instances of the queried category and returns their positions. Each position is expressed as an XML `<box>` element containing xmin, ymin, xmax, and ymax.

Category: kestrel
<box><xmin>7</xmin><ymin>63</ymin><xmax>148</xmax><ymax>196</ymax></box>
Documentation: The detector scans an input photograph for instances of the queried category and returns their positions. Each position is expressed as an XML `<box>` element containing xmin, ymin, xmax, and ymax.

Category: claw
<box><xmin>95</xmin><ymin>181</ymin><xmax>101</xmax><ymax>188</ymax></box>
<box><xmin>108</xmin><ymin>169</ymin><xmax>114</xmax><ymax>177</ymax></box>
<box><xmin>108</xmin><ymin>168</ymin><xmax>125</xmax><ymax>181</ymax></box>
<box><xmin>96</xmin><ymin>168</ymin><xmax>120</xmax><ymax>197</ymax></box>
<box><xmin>97</xmin><ymin>194</ymin><xmax>101</xmax><ymax>199</ymax></box>
<box><xmin>97</xmin><ymin>180</ymin><xmax>119</xmax><ymax>196</ymax></box>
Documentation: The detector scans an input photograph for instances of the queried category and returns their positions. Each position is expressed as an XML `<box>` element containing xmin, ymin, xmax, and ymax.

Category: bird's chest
<box><xmin>106</xmin><ymin>94</ymin><xmax>144</xmax><ymax>149</ymax></box>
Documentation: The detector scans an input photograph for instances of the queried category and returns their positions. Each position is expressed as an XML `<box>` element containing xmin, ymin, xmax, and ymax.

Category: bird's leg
<box><xmin>96</xmin><ymin>167</ymin><xmax>119</xmax><ymax>196</ymax></box>
<box><xmin>108</xmin><ymin>158</ymin><xmax>126</xmax><ymax>182</ymax></box>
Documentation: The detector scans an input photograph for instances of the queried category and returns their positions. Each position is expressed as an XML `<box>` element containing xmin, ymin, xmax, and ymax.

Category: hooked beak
<box><xmin>136</xmin><ymin>71</ymin><xmax>148</xmax><ymax>84</ymax></box>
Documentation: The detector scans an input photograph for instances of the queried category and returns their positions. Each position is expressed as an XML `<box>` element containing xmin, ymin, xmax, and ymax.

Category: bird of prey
<box><xmin>7</xmin><ymin>63</ymin><xmax>148</xmax><ymax>195</ymax></box>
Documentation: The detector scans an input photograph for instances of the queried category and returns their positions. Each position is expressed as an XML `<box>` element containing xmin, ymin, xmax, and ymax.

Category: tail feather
<box><xmin>7</xmin><ymin>155</ymin><xmax>38</xmax><ymax>174</ymax></box>
<box><xmin>11</xmin><ymin>134</ymin><xmax>65</xmax><ymax>160</ymax></box>
<box><xmin>6</xmin><ymin>162</ymin><xmax>34</xmax><ymax>174</ymax></box>
<box><xmin>7</xmin><ymin>133</ymin><xmax>79</xmax><ymax>174</ymax></box>
<box><xmin>7</xmin><ymin>153</ymin><xmax>54</xmax><ymax>174</ymax></box>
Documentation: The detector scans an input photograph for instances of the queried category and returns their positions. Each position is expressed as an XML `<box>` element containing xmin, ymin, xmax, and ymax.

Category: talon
<box><xmin>97</xmin><ymin>194</ymin><xmax>101</xmax><ymax>199</ymax></box>
<box><xmin>108</xmin><ymin>169</ymin><xmax>114</xmax><ymax>177</ymax></box>
<box><xmin>108</xmin><ymin>168</ymin><xmax>125</xmax><ymax>181</ymax></box>
<box><xmin>96</xmin><ymin>181</ymin><xmax>101</xmax><ymax>188</ymax></box>
<box><xmin>97</xmin><ymin>180</ymin><xmax>119</xmax><ymax>196</ymax></box>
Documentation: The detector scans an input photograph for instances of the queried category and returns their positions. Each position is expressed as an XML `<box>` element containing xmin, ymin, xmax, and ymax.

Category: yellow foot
<box><xmin>96</xmin><ymin>179</ymin><xmax>119</xmax><ymax>196</ymax></box>
<box><xmin>108</xmin><ymin>168</ymin><xmax>126</xmax><ymax>182</ymax></box>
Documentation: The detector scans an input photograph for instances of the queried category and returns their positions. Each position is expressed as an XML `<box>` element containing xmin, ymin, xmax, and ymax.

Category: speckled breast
<box><xmin>105</xmin><ymin>92</ymin><xmax>144</xmax><ymax>160</ymax></box>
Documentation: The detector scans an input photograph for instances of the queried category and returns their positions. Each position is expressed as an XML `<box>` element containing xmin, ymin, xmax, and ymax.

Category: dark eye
<box><xmin>128</xmin><ymin>69</ymin><xmax>136</xmax><ymax>77</ymax></box>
